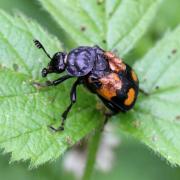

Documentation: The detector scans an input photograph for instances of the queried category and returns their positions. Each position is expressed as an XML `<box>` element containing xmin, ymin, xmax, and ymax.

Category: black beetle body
<box><xmin>34</xmin><ymin>40</ymin><xmax>139</xmax><ymax>131</ymax></box>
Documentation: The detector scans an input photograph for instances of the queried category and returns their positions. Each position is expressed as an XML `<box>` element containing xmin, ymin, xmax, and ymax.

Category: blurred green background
<box><xmin>0</xmin><ymin>0</ymin><xmax>179</xmax><ymax>179</ymax></box>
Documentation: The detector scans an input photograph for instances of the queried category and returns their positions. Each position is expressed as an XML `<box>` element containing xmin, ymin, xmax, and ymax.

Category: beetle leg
<box><xmin>103</xmin><ymin>110</ymin><xmax>117</xmax><ymax>127</ymax></box>
<box><xmin>139</xmin><ymin>88</ymin><xmax>149</xmax><ymax>96</ymax></box>
<box><xmin>32</xmin><ymin>75</ymin><xmax>72</xmax><ymax>88</ymax></box>
<box><xmin>50</xmin><ymin>78</ymin><xmax>81</xmax><ymax>131</ymax></box>
<box><xmin>34</xmin><ymin>39</ymin><xmax>52</xmax><ymax>60</ymax></box>
<box><xmin>97</xmin><ymin>95</ymin><xmax>118</xmax><ymax>129</ymax></box>
<box><xmin>98</xmin><ymin>95</ymin><xmax>119</xmax><ymax>114</ymax></box>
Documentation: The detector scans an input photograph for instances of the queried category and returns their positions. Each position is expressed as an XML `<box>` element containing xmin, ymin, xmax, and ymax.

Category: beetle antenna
<box><xmin>34</xmin><ymin>39</ymin><xmax>52</xmax><ymax>60</ymax></box>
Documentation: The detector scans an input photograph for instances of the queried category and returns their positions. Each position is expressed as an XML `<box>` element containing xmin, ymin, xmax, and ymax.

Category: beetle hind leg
<box><xmin>97</xmin><ymin>95</ymin><xmax>118</xmax><ymax>129</ymax></box>
<box><xmin>139</xmin><ymin>88</ymin><xmax>149</xmax><ymax>96</ymax></box>
<box><xmin>104</xmin><ymin>110</ymin><xmax>117</xmax><ymax>125</ymax></box>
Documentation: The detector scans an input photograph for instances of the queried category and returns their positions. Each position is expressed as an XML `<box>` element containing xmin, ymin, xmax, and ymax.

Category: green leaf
<box><xmin>0</xmin><ymin>0</ymin><xmax>164</xmax><ymax>167</ymax></box>
<box><xmin>38</xmin><ymin>0</ymin><xmax>162</xmax><ymax>55</ymax></box>
<box><xmin>118</xmin><ymin>26</ymin><xmax>180</xmax><ymax>165</ymax></box>
<box><xmin>0</xmin><ymin>11</ymin><xmax>101</xmax><ymax>167</ymax></box>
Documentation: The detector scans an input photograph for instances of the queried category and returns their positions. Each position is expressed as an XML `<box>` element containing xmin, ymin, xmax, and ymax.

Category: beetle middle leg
<box><xmin>97</xmin><ymin>95</ymin><xmax>118</xmax><ymax>127</ymax></box>
<box><xmin>50</xmin><ymin>78</ymin><xmax>81</xmax><ymax>131</ymax></box>
<box><xmin>102</xmin><ymin>108</ymin><xmax>118</xmax><ymax>131</ymax></box>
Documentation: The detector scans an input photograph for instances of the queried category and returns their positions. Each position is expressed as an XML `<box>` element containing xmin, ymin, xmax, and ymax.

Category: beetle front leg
<box><xmin>32</xmin><ymin>75</ymin><xmax>72</xmax><ymax>88</ymax></box>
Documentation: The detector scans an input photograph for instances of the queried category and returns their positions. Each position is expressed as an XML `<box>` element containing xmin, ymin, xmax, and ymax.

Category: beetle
<box><xmin>33</xmin><ymin>40</ymin><xmax>139</xmax><ymax>131</ymax></box>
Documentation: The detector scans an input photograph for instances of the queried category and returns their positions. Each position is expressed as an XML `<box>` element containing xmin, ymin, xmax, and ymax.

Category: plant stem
<box><xmin>82</xmin><ymin>128</ymin><xmax>102</xmax><ymax>180</ymax></box>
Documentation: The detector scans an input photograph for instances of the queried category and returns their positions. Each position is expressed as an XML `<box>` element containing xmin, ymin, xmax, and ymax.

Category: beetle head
<box><xmin>42</xmin><ymin>52</ymin><xmax>67</xmax><ymax>77</ymax></box>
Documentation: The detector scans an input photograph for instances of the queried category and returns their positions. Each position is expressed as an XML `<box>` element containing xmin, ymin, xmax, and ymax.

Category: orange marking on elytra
<box><xmin>104</xmin><ymin>51</ymin><xmax>116</xmax><ymax>59</ymax></box>
<box><xmin>124</xmin><ymin>88</ymin><xmax>135</xmax><ymax>106</ymax></box>
<box><xmin>104</xmin><ymin>51</ymin><xmax>126</xmax><ymax>73</ymax></box>
<box><xmin>97</xmin><ymin>73</ymin><xmax>122</xmax><ymax>100</ymax></box>
<box><xmin>131</xmin><ymin>70</ymin><xmax>138</xmax><ymax>82</ymax></box>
